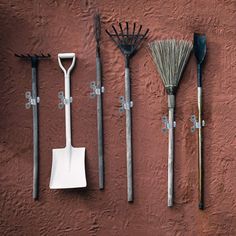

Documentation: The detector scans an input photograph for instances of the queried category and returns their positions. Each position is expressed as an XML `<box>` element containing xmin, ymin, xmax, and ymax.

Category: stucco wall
<box><xmin>0</xmin><ymin>0</ymin><xmax>235</xmax><ymax>235</ymax></box>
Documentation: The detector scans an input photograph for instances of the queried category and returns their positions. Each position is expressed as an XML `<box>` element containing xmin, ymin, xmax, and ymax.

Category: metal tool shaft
<box><xmin>31</xmin><ymin>58</ymin><xmax>39</xmax><ymax>200</ymax></box>
<box><xmin>197</xmin><ymin>64</ymin><xmax>204</xmax><ymax>209</ymax></box>
<box><xmin>96</xmin><ymin>55</ymin><xmax>104</xmax><ymax>190</ymax></box>
<box><xmin>125</xmin><ymin>56</ymin><xmax>133</xmax><ymax>202</ymax></box>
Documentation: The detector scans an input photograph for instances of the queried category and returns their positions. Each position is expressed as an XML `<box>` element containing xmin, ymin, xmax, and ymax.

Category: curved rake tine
<box><xmin>119</xmin><ymin>22</ymin><xmax>125</xmax><ymax>41</ymax></box>
<box><xmin>132</xmin><ymin>28</ymin><xmax>148</xmax><ymax>52</ymax></box>
<box><xmin>130</xmin><ymin>23</ymin><xmax>136</xmax><ymax>45</ymax></box>
<box><xmin>134</xmin><ymin>28</ymin><xmax>149</xmax><ymax>51</ymax></box>
<box><xmin>112</xmin><ymin>25</ymin><xmax>122</xmax><ymax>45</ymax></box>
<box><xmin>105</xmin><ymin>29</ymin><xmax>118</xmax><ymax>45</ymax></box>
<box><xmin>133</xmin><ymin>25</ymin><xmax>143</xmax><ymax>47</ymax></box>
<box><xmin>126</xmin><ymin>22</ymin><xmax>129</xmax><ymax>44</ymax></box>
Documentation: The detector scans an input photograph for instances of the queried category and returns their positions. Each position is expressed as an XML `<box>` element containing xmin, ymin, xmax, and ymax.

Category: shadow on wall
<box><xmin>0</xmin><ymin>5</ymin><xmax>35</xmax><ymax>172</ymax></box>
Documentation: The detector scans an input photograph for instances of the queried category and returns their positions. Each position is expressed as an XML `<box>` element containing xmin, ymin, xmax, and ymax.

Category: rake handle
<box><xmin>96</xmin><ymin>56</ymin><xmax>104</xmax><ymax>190</ymax></box>
<box><xmin>125</xmin><ymin>57</ymin><xmax>133</xmax><ymax>202</ymax></box>
<box><xmin>31</xmin><ymin>58</ymin><xmax>39</xmax><ymax>200</ymax></box>
<box><xmin>168</xmin><ymin>95</ymin><xmax>175</xmax><ymax>207</ymax></box>
<box><xmin>198</xmin><ymin>64</ymin><xmax>204</xmax><ymax>210</ymax></box>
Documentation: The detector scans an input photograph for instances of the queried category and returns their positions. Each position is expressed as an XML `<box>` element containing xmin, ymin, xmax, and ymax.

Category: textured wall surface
<box><xmin>0</xmin><ymin>0</ymin><xmax>235</xmax><ymax>235</ymax></box>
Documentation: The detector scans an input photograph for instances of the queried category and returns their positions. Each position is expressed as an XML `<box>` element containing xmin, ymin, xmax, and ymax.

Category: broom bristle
<box><xmin>149</xmin><ymin>40</ymin><xmax>192</xmax><ymax>94</ymax></box>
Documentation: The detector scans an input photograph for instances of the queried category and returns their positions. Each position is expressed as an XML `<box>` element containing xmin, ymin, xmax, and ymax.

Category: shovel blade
<box><xmin>49</xmin><ymin>146</ymin><xmax>86</xmax><ymax>189</ymax></box>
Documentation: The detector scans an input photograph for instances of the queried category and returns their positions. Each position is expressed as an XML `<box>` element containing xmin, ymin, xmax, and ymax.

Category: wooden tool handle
<box><xmin>125</xmin><ymin>59</ymin><xmax>133</xmax><ymax>202</ymax></box>
<box><xmin>96</xmin><ymin>56</ymin><xmax>104</xmax><ymax>190</ymax></box>
<box><xmin>32</xmin><ymin>66</ymin><xmax>39</xmax><ymax>200</ymax></box>
<box><xmin>167</xmin><ymin>95</ymin><xmax>175</xmax><ymax>207</ymax></box>
<box><xmin>198</xmin><ymin>86</ymin><xmax>204</xmax><ymax>210</ymax></box>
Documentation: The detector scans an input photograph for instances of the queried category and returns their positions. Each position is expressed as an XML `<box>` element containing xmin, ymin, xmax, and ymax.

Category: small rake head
<box><xmin>106</xmin><ymin>22</ymin><xmax>149</xmax><ymax>58</ymax></box>
<box><xmin>15</xmin><ymin>53</ymin><xmax>51</xmax><ymax>60</ymax></box>
<box><xmin>15</xmin><ymin>53</ymin><xmax>51</xmax><ymax>67</ymax></box>
<box><xmin>149</xmin><ymin>40</ymin><xmax>193</xmax><ymax>95</ymax></box>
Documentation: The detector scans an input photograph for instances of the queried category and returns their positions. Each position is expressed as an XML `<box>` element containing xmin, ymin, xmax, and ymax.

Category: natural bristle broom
<box><xmin>149</xmin><ymin>39</ymin><xmax>192</xmax><ymax>207</ymax></box>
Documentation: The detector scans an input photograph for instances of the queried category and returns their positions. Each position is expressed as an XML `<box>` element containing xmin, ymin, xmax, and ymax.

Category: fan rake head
<box><xmin>106</xmin><ymin>22</ymin><xmax>149</xmax><ymax>58</ymax></box>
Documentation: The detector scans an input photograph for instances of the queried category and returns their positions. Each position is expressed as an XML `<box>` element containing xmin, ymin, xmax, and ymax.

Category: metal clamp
<box><xmin>58</xmin><ymin>91</ymin><xmax>72</xmax><ymax>109</ymax></box>
<box><xmin>90</xmin><ymin>81</ymin><xmax>104</xmax><ymax>98</ymax></box>
<box><xmin>119</xmin><ymin>96</ymin><xmax>133</xmax><ymax>112</ymax></box>
<box><xmin>162</xmin><ymin>116</ymin><xmax>176</xmax><ymax>132</ymax></box>
<box><xmin>190</xmin><ymin>115</ymin><xmax>205</xmax><ymax>132</ymax></box>
<box><xmin>25</xmin><ymin>91</ymin><xmax>40</xmax><ymax>109</ymax></box>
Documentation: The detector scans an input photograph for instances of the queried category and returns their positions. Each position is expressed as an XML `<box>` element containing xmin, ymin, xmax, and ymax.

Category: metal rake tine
<box><xmin>129</xmin><ymin>22</ymin><xmax>136</xmax><ymax>45</ymax></box>
<box><xmin>119</xmin><ymin>22</ymin><xmax>125</xmax><ymax>41</ymax></box>
<box><xmin>105</xmin><ymin>29</ymin><xmax>118</xmax><ymax>45</ymax></box>
<box><xmin>126</xmin><ymin>22</ymin><xmax>129</xmax><ymax>43</ymax></box>
<box><xmin>133</xmin><ymin>25</ymin><xmax>143</xmax><ymax>46</ymax></box>
<box><xmin>41</xmin><ymin>53</ymin><xmax>50</xmax><ymax>58</ymax></box>
<box><xmin>133</xmin><ymin>28</ymin><xmax>149</xmax><ymax>52</ymax></box>
<box><xmin>112</xmin><ymin>25</ymin><xmax>122</xmax><ymax>45</ymax></box>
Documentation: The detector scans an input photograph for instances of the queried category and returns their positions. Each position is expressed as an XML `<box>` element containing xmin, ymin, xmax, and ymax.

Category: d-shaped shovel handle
<box><xmin>58</xmin><ymin>53</ymin><xmax>76</xmax><ymax>76</ymax></box>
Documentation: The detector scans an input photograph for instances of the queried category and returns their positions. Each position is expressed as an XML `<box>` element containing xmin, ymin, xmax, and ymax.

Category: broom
<box><xmin>149</xmin><ymin>40</ymin><xmax>192</xmax><ymax>207</ymax></box>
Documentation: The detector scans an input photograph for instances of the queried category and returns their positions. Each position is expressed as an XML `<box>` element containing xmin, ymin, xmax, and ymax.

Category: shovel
<box><xmin>193</xmin><ymin>33</ymin><xmax>206</xmax><ymax>209</ymax></box>
<box><xmin>49</xmin><ymin>53</ymin><xmax>86</xmax><ymax>189</ymax></box>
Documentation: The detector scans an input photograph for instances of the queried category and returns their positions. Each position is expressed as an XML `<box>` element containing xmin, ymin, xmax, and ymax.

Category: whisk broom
<box><xmin>149</xmin><ymin>40</ymin><xmax>192</xmax><ymax>207</ymax></box>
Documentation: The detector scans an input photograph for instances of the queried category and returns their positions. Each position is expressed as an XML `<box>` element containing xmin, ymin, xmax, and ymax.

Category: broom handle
<box><xmin>96</xmin><ymin>55</ymin><xmax>104</xmax><ymax>190</ymax></box>
<box><xmin>125</xmin><ymin>57</ymin><xmax>133</xmax><ymax>202</ymax></box>
<box><xmin>168</xmin><ymin>95</ymin><xmax>175</xmax><ymax>207</ymax></box>
<box><xmin>31</xmin><ymin>58</ymin><xmax>39</xmax><ymax>200</ymax></box>
<box><xmin>198</xmin><ymin>64</ymin><xmax>204</xmax><ymax>209</ymax></box>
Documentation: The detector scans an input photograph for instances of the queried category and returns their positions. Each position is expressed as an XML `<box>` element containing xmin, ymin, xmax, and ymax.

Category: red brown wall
<box><xmin>0</xmin><ymin>0</ymin><xmax>235</xmax><ymax>235</ymax></box>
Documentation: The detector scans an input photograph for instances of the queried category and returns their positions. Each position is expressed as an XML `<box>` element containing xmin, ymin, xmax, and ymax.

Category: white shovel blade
<box><xmin>49</xmin><ymin>146</ymin><xmax>86</xmax><ymax>189</ymax></box>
